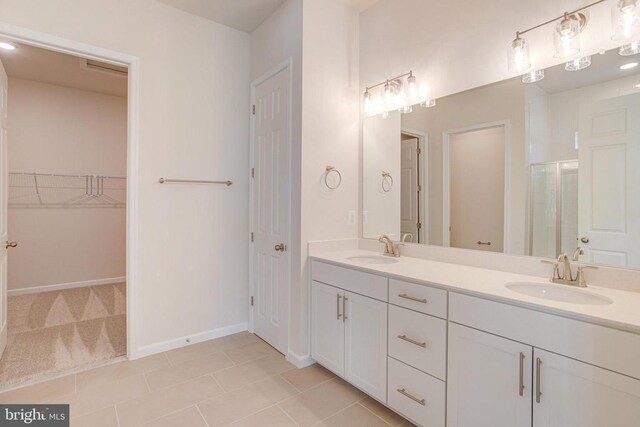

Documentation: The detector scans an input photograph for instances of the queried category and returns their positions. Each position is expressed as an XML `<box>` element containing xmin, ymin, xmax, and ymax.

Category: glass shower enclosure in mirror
<box><xmin>362</xmin><ymin>47</ymin><xmax>640</xmax><ymax>269</ymax></box>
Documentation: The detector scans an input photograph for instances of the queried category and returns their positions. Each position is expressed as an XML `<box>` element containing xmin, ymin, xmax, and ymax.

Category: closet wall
<box><xmin>8</xmin><ymin>77</ymin><xmax>127</xmax><ymax>293</ymax></box>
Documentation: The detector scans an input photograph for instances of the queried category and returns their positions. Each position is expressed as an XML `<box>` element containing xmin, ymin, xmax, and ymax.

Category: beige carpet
<box><xmin>0</xmin><ymin>283</ymin><xmax>126</xmax><ymax>388</ymax></box>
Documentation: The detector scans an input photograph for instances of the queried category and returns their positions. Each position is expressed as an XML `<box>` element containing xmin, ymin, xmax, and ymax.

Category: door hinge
<box><xmin>251</xmin><ymin>168</ymin><xmax>254</xmax><ymax>178</ymax></box>
<box><xmin>252</xmin><ymin>105</ymin><xmax>256</xmax><ymax>115</ymax></box>
<box><xmin>251</xmin><ymin>296</ymin><xmax>254</xmax><ymax>306</ymax></box>
<box><xmin>416</xmin><ymin>147</ymin><xmax>422</xmax><ymax>155</ymax></box>
<box><xmin>417</xmin><ymin>184</ymin><xmax>422</xmax><ymax>192</ymax></box>
<box><xmin>417</xmin><ymin>222</ymin><xmax>422</xmax><ymax>230</ymax></box>
<box><xmin>250</xmin><ymin>232</ymin><xmax>254</xmax><ymax>242</ymax></box>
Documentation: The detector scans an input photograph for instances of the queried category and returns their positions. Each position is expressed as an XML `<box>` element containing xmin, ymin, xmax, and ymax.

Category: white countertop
<box><xmin>310</xmin><ymin>249</ymin><xmax>640</xmax><ymax>335</ymax></box>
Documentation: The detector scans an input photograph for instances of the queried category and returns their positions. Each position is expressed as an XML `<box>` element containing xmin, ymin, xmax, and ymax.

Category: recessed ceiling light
<box><xmin>635</xmin><ymin>83</ymin><xmax>640</xmax><ymax>88</ymax></box>
<box><xmin>620</xmin><ymin>62</ymin><xmax>639</xmax><ymax>70</ymax></box>
<box><xmin>0</xmin><ymin>42</ymin><xmax>16</xmax><ymax>51</ymax></box>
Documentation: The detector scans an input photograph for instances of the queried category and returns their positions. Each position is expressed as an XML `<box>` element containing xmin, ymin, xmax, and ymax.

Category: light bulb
<box><xmin>383</xmin><ymin>82</ymin><xmax>395</xmax><ymax>110</ymax></box>
<box><xmin>620</xmin><ymin>40</ymin><xmax>640</xmax><ymax>55</ymax></box>
<box><xmin>406</xmin><ymin>74</ymin><xmax>418</xmax><ymax>101</ymax></box>
<box><xmin>522</xmin><ymin>70</ymin><xmax>544</xmax><ymax>83</ymax></box>
<box><xmin>612</xmin><ymin>0</ymin><xmax>640</xmax><ymax>40</ymax></box>
<box><xmin>508</xmin><ymin>35</ymin><xmax>531</xmax><ymax>72</ymax></box>
<box><xmin>554</xmin><ymin>15</ymin><xmax>580</xmax><ymax>58</ymax></box>
<box><xmin>565</xmin><ymin>56</ymin><xmax>591</xmax><ymax>71</ymax></box>
<box><xmin>0</xmin><ymin>42</ymin><xmax>16</xmax><ymax>51</ymax></box>
<box><xmin>363</xmin><ymin>90</ymin><xmax>373</xmax><ymax>115</ymax></box>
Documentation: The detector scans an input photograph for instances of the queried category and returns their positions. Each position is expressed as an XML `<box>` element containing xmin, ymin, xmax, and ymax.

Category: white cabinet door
<box><xmin>447</xmin><ymin>323</ymin><xmax>532</xmax><ymax>427</ymax></box>
<box><xmin>344</xmin><ymin>291</ymin><xmax>388</xmax><ymax>402</ymax></box>
<box><xmin>534</xmin><ymin>348</ymin><xmax>640</xmax><ymax>427</ymax></box>
<box><xmin>311</xmin><ymin>281</ymin><xmax>344</xmax><ymax>377</ymax></box>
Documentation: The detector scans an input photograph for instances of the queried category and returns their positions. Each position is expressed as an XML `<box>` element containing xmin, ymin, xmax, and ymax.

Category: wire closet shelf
<box><xmin>9</xmin><ymin>172</ymin><xmax>127</xmax><ymax>208</ymax></box>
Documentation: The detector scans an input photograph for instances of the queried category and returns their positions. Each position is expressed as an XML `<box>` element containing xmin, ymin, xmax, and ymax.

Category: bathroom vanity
<box><xmin>309</xmin><ymin>252</ymin><xmax>640</xmax><ymax>427</ymax></box>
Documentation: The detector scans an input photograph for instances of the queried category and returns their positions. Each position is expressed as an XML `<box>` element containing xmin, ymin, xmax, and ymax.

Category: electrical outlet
<box><xmin>348</xmin><ymin>210</ymin><xmax>356</xmax><ymax>225</ymax></box>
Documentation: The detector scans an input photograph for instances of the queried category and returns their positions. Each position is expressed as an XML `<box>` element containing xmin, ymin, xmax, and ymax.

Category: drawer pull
<box><xmin>397</xmin><ymin>388</ymin><xmax>426</xmax><ymax>406</ymax></box>
<box><xmin>397</xmin><ymin>334</ymin><xmax>426</xmax><ymax>348</ymax></box>
<box><xmin>536</xmin><ymin>357</ymin><xmax>542</xmax><ymax>403</ymax></box>
<box><xmin>398</xmin><ymin>293</ymin><xmax>427</xmax><ymax>304</ymax></box>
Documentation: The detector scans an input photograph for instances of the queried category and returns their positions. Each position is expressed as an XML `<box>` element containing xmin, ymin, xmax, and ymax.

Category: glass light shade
<box><xmin>363</xmin><ymin>91</ymin><xmax>373</xmax><ymax>115</ymax></box>
<box><xmin>406</xmin><ymin>74</ymin><xmax>418</xmax><ymax>101</ymax></box>
<box><xmin>508</xmin><ymin>36</ymin><xmax>531</xmax><ymax>72</ymax></box>
<box><xmin>522</xmin><ymin>70</ymin><xmax>545</xmax><ymax>83</ymax></box>
<box><xmin>381</xmin><ymin>110</ymin><xmax>391</xmax><ymax>120</ymax></box>
<box><xmin>565</xmin><ymin>56</ymin><xmax>591</xmax><ymax>71</ymax></box>
<box><xmin>554</xmin><ymin>16</ymin><xmax>581</xmax><ymax>58</ymax></box>
<box><xmin>612</xmin><ymin>0</ymin><xmax>640</xmax><ymax>40</ymax></box>
<box><xmin>382</xmin><ymin>82</ymin><xmax>396</xmax><ymax>110</ymax></box>
<box><xmin>620</xmin><ymin>40</ymin><xmax>640</xmax><ymax>55</ymax></box>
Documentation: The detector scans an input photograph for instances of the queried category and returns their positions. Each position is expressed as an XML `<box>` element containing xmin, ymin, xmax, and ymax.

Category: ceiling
<box><xmin>157</xmin><ymin>0</ymin><xmax>380</xmax><ymax>33</ymax></box>
<box><xmin>0</xmin><ymin>42</ymin><xmax>127</xmax><ymax>97</ymax></box>
<box><xmin>536</xmin><ymin>48</ymin><xmax>640</xmax><ymax>94</ymax></box>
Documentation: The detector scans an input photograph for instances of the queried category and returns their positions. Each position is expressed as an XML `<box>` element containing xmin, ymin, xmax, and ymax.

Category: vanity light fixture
<box><xmin>634</xmin><ymin>82</ymin><xmax>640</xmax><ymax>88</ymax></box>
<box><xmin>620</xmin><ymin>61</ymin><xmax>639</xmax><ymax>69</ymax></box>
<box><xmin>363</xmin><ymin>71</ymin><xmax>432</xmax><ymax>117</ymax></box>
<box><xmin>0</xmin><ymin>42</ymin><xmax>16</xmax><ymax>51</ymax></box>
<box><xmin>508</xmin><ymin>33</ymin><xmax>531</xmax><ymax>72</ymax></box>
<box><xmin>420</xmin><ymin>99</ymin><xmax>436</xmax><ymax>108</ymax></box>
<box><xmin>522</xmin><ymin>69</ymin><xmax>545</xmax><ymax>83</ymax></box>
<box><xmin>620</xmin><ymin>40</ymin><xmax>640</xmax><ymax>55</ymax></box>
<box><xmin>554</xmin><ymin>13</ymin><xmax>583</xmax><ymax>58</ymax></box>
<box><xmin>565</xmin><ymin>56</ymin><xmax>592</xmax><ymax>71</ymax></box>
<box><xmin>612</xmin><ymin>0</ymin><xmax>640</xmax><ymax>40</ymax></box>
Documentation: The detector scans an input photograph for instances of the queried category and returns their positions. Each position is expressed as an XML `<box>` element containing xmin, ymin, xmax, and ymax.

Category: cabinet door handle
<box><xmin>343</xmin><ymin>296</ymin><xmax>348</xmax><ymax>322</ymax></box>
<box><xmin>336</xmin><ymin>294</ymin><xmax>342</xmax><ymax>320</ymax></box>
<box><xmin>398</xmin><ymin>293</ymin><xmax>427</xmax><ymax>304</ymax></box>
<box><xmin>519</xmin><ymin>352</ymin><xmax>525</xmax><ymax>397</ymax></box>
<box><xmin>397</xmin><ymin>334</ymin><xmax>426</xmax><ymax>348</ymax></box>
<box><xmin>397</xmin><ymin>388</ymin><xmax>426</xmax><ymax>406</ymax></box>
<box><xmin>535</xmin><ymin>357</ymin><xmax>542</xmax><ymax>403</ymax></box>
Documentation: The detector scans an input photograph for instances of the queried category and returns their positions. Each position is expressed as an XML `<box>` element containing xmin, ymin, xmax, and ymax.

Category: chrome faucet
<box><xmin>541</xmin><ymin>250</ymin><xmax>598</xmax><ymax>288</ymax></box>
<box><xmin>379</xmin><ymin>235</ymin><xmax>401</xmax><ymax>257</ymax></box>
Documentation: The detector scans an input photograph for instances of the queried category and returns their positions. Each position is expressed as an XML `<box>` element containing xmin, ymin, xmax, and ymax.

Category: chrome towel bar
<box><xmin>158</xmin><ymin>178</ymin><xmax>232</xmax><ymax>186</ymax></box>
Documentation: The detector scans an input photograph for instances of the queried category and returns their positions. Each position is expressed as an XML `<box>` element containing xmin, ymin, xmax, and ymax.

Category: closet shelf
<box><xmin>9</xmin><ymin>172</ymin><xmax>126</xmax><ymax>209</ymax></box>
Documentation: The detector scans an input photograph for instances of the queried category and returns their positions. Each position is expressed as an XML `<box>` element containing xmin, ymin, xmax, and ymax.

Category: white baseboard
<box><xmin>287</xmin><ymin>351</ymin><xmax>316</xmax><ymax>369</ymax></box>
<box><xmin>134</xmin><ymin>322</ymin><xmax>249</xmax><ymax>359</ymax></box>
<box><xmin>8</xmin><ymin>276</ymin><xmax>127</xmax><ymax>296</ymax></box>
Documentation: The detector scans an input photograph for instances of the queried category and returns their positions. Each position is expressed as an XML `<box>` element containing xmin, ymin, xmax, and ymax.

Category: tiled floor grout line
<box><xmin>276</xmin><ymin>402</ymin><xmax>302</xmax><ymax>427</ymax></box>
<box><xmin>195</xmin><ymin>404</ymin><xmax>212</xmax><ymax>427</ymax></box>
<box><xmin>356</xmin><ymin>400</ymin><xmax>395</xmax><ymax>426</ymax></box>
<box><xmin>141</xmin><ymin>372</ymin><xmax>152</xmax><ymax>393</ymax></box>
<box><xmin>309</xmin><ymin>401</ymin><xmax>363</xmax><ymax>427</ymax></box>
<box><xmin>113</xmin><ymin>404</ymin><xmax>122</xmax><ymax>427</ymax></box>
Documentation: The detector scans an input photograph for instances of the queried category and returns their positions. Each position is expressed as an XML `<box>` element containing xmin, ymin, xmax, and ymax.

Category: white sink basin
<box><xmin>505</xmin><ymin>282</ymin><xmax>613</xmax><ymax>306</ymax></box>
<box><xmin>347</xmin><ymin>255</ymin><xmax>399</xmax><ymax>265</ymax></box>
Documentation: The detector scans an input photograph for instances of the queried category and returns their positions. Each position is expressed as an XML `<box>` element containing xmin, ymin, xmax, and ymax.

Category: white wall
<box><xmin>0</xmin><ymin>0</ymin><xmax>251</xmax><ymax>355</ymax></box>
<box><xmin>7</xmin><ymin>78</ymin><xmax>127</xmax><ymax>291</ymax></box>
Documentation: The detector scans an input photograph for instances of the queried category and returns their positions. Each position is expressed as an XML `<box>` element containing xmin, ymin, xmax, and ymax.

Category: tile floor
<box><xmin>0</xmin><ymin>332</ymin><xmax>414</xmax><ymax>426</ymax></box>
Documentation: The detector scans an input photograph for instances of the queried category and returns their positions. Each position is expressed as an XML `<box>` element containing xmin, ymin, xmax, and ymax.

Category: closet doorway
<box><xmin>0</xmin><ymin>41</ymin><xmax>129</xmax><ymax>388</ymax></box>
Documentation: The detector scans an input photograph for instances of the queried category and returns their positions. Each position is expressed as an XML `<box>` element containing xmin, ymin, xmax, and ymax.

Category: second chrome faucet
<box><xmin>379</xmin><ymin>235</ymin><xmax>402</xmax><ymax>258</ymax></box>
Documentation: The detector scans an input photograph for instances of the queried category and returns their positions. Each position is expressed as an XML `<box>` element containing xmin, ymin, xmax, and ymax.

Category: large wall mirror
<box><xmin>363</xmin><ymin>47</ymin><xmax>640</xmax><ymax>269</ymax></box>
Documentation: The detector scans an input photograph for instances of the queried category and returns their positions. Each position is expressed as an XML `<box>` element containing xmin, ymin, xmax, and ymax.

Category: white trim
<box><xmin>287</xmin><ymin>351</ymin><xmax>316</xmax><ymax>369</ymax></box>
<box><xmin>442</xmin><ymin>120</ymin><xmax>511</xmax><ymax>251</ymax></box>
<box><xmin>248</xmin><ymin>58</ymin><xmax>293</xmax><ymax>356</ymax></box>
<box><xmin>8</xmin><ymin>277</ymin><xmax>126</xmax><ymax>296</ymax></box>
<box><xmin>0</xmin><ymin>22</ymin><xmax>141</xmax><ymax>359</ymax></box>
<box><xmin>401</xmin><ymin>127</ymin><xmax>429</xmax><ymax>245</ymax></box>
<box><xmin>136</xmin><ymin>322</ymin><xmax>248</xmax><ymax>358</ymax></box>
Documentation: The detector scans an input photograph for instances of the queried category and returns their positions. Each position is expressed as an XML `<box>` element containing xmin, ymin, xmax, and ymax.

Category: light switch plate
<box><xmin>348</xmin><ymin>210</ymin><xmax>356</xmax><ymax>225</ymax></box>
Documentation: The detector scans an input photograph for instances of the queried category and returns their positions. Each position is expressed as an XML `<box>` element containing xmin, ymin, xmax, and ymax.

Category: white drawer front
<box><xmin>312</xmin><ymin>261</ymin><xmax>388</xmax><ymax>301</ymax></box>
<box><xmin>389</xmin><ymin>279</ymin><xmax>447</xmax><ymax>318</ymax></box>
<box><xmin>388</xmin><ymin>305</ymin><xmax>447</xmax><ymax>380</ymax></box>
<box><xmin>387</xmin><ymin>357</ymin><xmax>445</xmax><ymax>427</ymax></box>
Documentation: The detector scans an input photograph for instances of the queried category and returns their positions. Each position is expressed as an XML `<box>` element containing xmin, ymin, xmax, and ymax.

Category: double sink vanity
<box><xmin>309</xmin><ymin>249</ymin><xmax>640</xmax><ymax>427</ymax></box>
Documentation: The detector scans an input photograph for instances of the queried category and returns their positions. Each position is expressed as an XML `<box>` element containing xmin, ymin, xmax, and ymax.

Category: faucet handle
<box><xmin>541</xmin><ymin>260</ymin><xmax>561</xmax><ymax>280</ymax></box>
<box><xmin>576</xmin><ymin>265</ymin><xmax>598</xmax><ymax>287</ymax></box>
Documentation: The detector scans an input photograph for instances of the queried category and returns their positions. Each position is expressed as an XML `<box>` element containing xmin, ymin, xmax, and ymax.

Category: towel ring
<box><xmin>325</xmin><ymin>166</ymin><xmax>342</xmax><ymax>190</ymax></box>
<box><xmin>382</xmin><ymin>171</ymin><xmax>394</xmax><ymax>193</ymax></box>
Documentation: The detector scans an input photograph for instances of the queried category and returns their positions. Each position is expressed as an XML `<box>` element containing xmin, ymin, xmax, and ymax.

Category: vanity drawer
<box><xmin>387</xmin><ymin>357</ymin><xmax>445</xmax><ymax>427</ymax></box>
<box><xmin>311</xmin><ymin>261</ymin><xmax>387</xmax><ymax>301</ymax></box>
<box><xmin>388</xmin><ymin>305</ymin><xmax>447</xmax><ymax>380</ymax></box>
<box><xmin>389</xmin><ymin>279</ymin><xmax>447</xmax><ymax>318</ymax></box>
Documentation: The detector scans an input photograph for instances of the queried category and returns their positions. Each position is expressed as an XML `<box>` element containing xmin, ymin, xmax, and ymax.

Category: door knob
<box><xmin>274</xmin><ymin>243</ymin><xmax>286</xmax><ymax>252</ymax></box>
<box><xmin>580</xmin><ymin>237</ymin><xmax>590</xmax><ymax>244</ymax></box>
<box><xmin>5</xmin><ymin>241</ymin><xmax>17</xmax><ymax>249</ymax></box>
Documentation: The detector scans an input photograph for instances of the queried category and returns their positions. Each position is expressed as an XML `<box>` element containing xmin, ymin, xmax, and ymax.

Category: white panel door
<box><xmin>0</xmin><ymin>59</ymin><xmax>8</xmax><ymax>359</ymax></box>
<box><xmin>533</xmin><ymin>348</ymin><xmax>640</xmax><ymax>427</ymax></box>
<box><xmin>400</xmin><ymin>138</ymin><xmax>419</xmax><ymax>243</ymax></box>
<box><xmin>344</xmin><ymin>291</ymin><xmax>388</xmax><ymax>402</ymax></box>
<box><xmin>310</xmin><ymin>281</ymin><xmax>344</xmax><ymax>377</ymax></box>
<box><xmin>252</xmin><ymin>67</ymin><xmax>290</xmax><ymax>354</ymax></box>
<box><xmin>578</xmin><ymin>94</ymin><xmax>640</xmax><ymax>267</ymax></box>
<box><xmin>447</xmin><ymin>323</ymin><xmax>532</xmax><ymax>427</ymax></box>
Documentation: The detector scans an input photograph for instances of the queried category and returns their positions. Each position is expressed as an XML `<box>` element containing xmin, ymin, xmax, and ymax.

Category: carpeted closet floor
<box><xmin>0</xmin><ymin>282</ymin><xmax>126</xmax><ymax>388</ymax></box>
